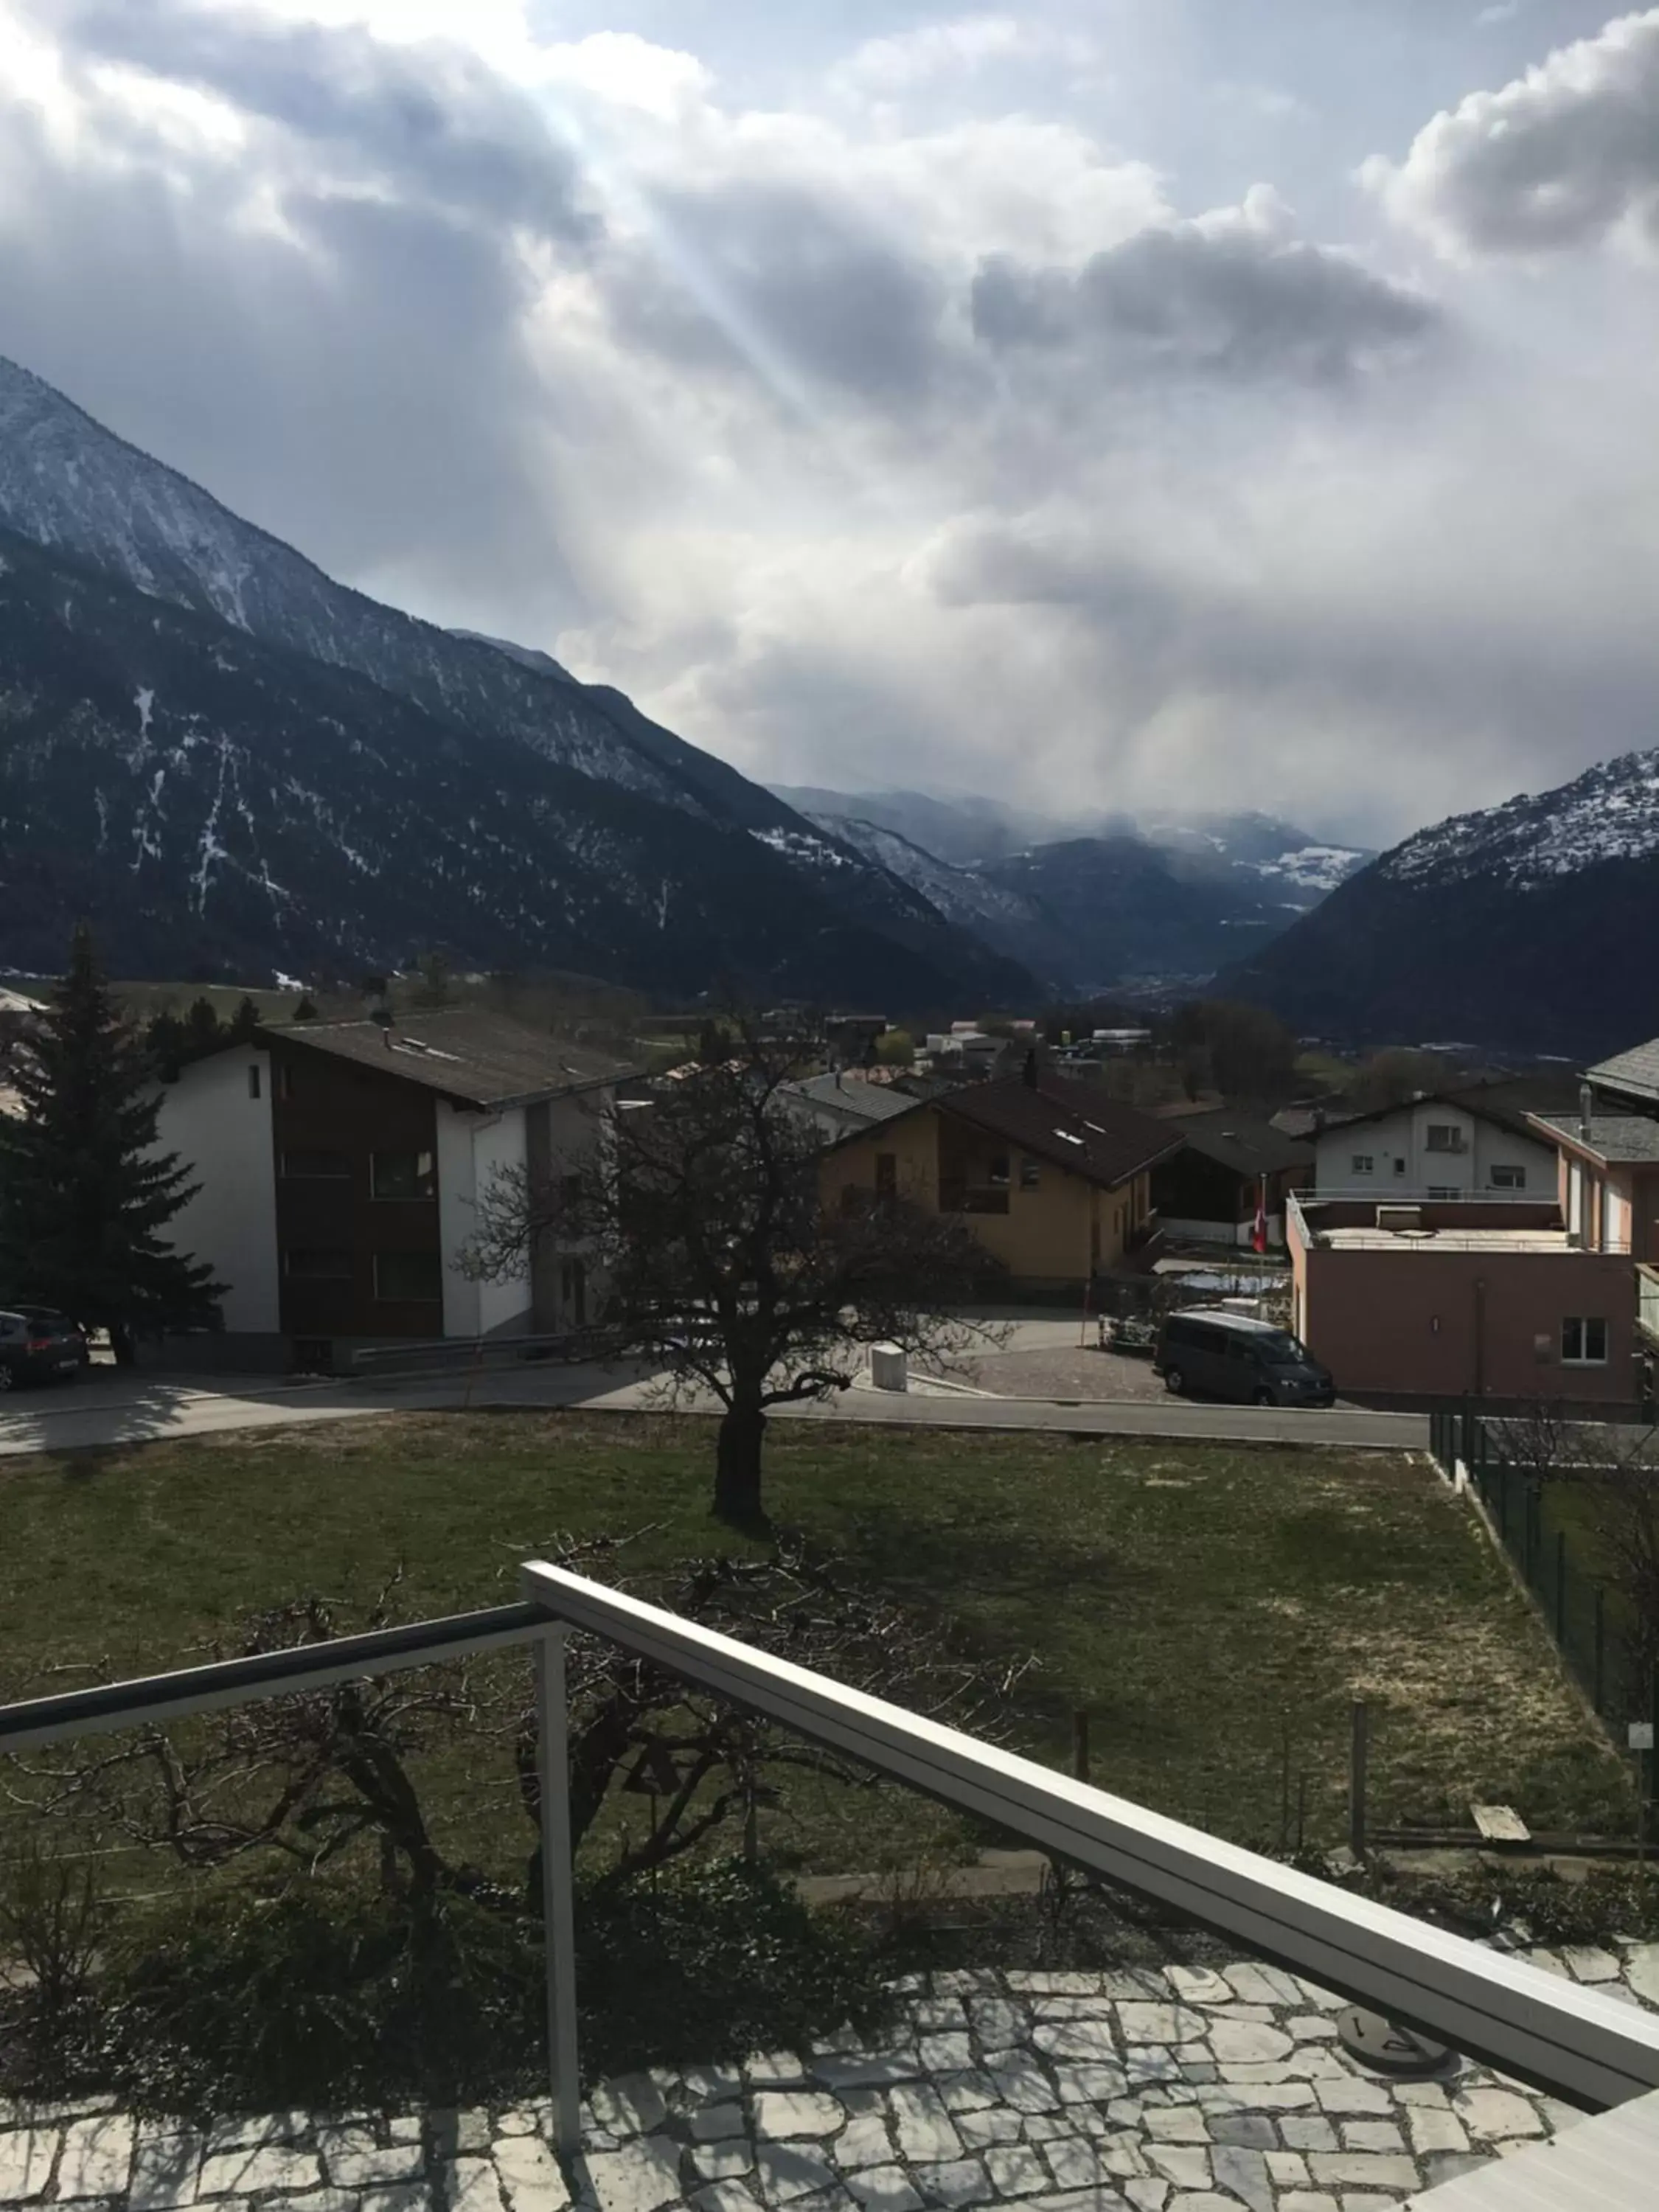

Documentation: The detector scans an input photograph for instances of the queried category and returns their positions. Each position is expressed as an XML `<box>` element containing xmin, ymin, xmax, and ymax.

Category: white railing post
<box><xmin>535</xmin><ymin>1627</ymin><xmax>582</xmax><ymax>2154</ymax></box>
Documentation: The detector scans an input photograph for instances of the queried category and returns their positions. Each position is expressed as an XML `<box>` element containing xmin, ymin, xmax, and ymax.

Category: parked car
<box><xmin>0</xmin><ymin>1309</ymin><xmax>91</xmax><ymax>1390</ymax></box>
<box><xmin>1153</xmin><ymin>1309</ymin><xmax>1334</xmax><ymax>1408</ymax></box>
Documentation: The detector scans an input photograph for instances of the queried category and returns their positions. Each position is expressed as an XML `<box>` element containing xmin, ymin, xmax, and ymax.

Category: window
<box><xmin>1562</xmin><ymin>1316</ymin><xmax>1609</xmax><ymax>1366</ymax></box>
<box><xmin>277</xmin><ymin>1061</ymin><xmax>295</xmax><ymax>1101</ymax></box>
<box><xmin>247</xmin><ymin>1064</ymin><xmax>261</xmax><ymax>1100</ymax></box>
<box><xmin>1425</xmin><ymin>1123</ymin><xmax>1464</xmax><ymax>1153</ymax></box>
<box><xmin>373</xmin><ymin>1251</ymin><xmax>442</xmax><ymax>1302</ymax></box>
<box><xmin>1020</xmin><ymin>1157</ymin><xmax>1040</xmax><ymax>1190</ymax></box>
<box><xmin>282</xmin><ymin>1150</ymin><xmax>351</xmax><ymax>1180</ymax></box>
<box><xmin>370</xmin><ymin>1150</ymin><xmax>436</xmax><ymax>1201</ymax></box>
<box><xmin>1351</xmin><ymin>1153</ymin><xmax>1374</xmax><ymax>1175</ymax></box>
<box><xmin>284</xmin><ymin>1249</ymin><xmax>352</xmax><ymax>1280</ymax></box>
<box><xmin>1393</xmin><ymin>1158</ymin><xmax>1406</xmax><ymax>1175</ymax></box>
<box><xmin>987</xmin><ymin>1152</ymin><xmax>1011</xmax><ymax>1188</ymax></box>
<box><xmin>1491</xmin><ymin>1165</ymin><xmax>1526</xmax><ymax>1190</ymax></box>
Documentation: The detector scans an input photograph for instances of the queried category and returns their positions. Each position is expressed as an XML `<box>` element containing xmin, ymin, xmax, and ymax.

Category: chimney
<box><xmin>1579</xmin><ymin>1082</ymin><xmax>1594</xmax><ymax>1141</ymax></box>
<box><xmin>1023</xmin><ymin>1047</ymin><xmax>1039</xmax><ymax>1089</ymax></box>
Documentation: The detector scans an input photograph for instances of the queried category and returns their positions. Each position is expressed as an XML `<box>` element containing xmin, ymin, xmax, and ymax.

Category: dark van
<box><xmin>1153</xmin><ymin>1309</ymin><xmax>1334</xmax><ymax>1408</ymax></box>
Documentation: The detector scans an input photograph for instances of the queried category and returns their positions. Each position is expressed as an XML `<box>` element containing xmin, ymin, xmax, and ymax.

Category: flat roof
<box><xmin>1316</xmin><ymin>1224</ymin><xmax>1577</xmax><ymax>1254</ymax></box>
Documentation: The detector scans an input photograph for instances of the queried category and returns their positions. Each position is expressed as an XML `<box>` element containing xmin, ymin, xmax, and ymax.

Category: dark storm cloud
<box><xmin>0</xmin><ymin>56</ymin><xmax>588</xmax><ymax>625</ymax></box>
<box><xmin>60</xmin><ymin>0</ymin><xmax>595</xmax><ymax>242</ymax></box>
<box><xmin>970</xmin><ymin>214</ymin><xmax>1441</xmax><ymax>383</ymax></box>
<box><xmin>601</xmin><ymin>178</ymin><xmax>950</xmax><ymax>406</ymax></box>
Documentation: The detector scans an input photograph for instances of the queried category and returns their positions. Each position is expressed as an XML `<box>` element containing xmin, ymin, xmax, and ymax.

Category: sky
<box><xmin>2</xmin><ymin>2</ymin><xmax>1658</xmax><ymax>847</ymax></box>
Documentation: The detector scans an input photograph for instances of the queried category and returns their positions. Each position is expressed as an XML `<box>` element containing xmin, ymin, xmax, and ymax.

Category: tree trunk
<box><xmin>109</xmin><ymin>1322</ymin><xmax>136</xmax><ymax>1367</ymax></box>
<box><xmin>714</xmin><ymin>1394</ymin><xmax>768</xmax><ymax>1528</ymax></box>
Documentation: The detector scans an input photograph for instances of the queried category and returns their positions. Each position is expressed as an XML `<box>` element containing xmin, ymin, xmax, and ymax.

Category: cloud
<box><xmin>58</xmin><ymin>0</ymin><xmax>594</xmax><ymax>241</ymax></box>
<box><xmin>600</xmin><ymin>177</ymin><xmax>952</xmax><ymax>408</ymax></box>
<box><xmin>1</xmin><ymin>0</ymin><xmax>1656</xmax><ymax>855</ymax></box>
<box><xmin>827</xmin><ymin>14</ymin><xmax>1093</xmax><ymax>97</ymax></box>
<box><xmin>970</xmin><ymin>184</ymin><xmax>1441</xmax><ymax>385</ymax></box>
<box><xmin>1363</xmin><ymin>7</ymin><xmax>1659</xmax><ymax>257</ymax></box>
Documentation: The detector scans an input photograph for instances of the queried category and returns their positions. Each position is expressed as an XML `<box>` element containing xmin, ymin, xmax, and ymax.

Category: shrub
<box><xmin>13</xmin><ymin>1858</ymin><xmax>888</xmax><ymax>2121</ymax></box>
<box><xmin>577</xmin><ymin>1857</ymin><xmax>888</xmax><ymax>2083</ymax></box>
<box><xmin>0</xmin><ymin>1845</ymin><xmax>110</xmax><ymax>2096</ymax></box>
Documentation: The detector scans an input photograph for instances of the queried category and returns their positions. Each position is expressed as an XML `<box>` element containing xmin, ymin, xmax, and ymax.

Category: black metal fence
<box><xmin>1428</xmin><ymin>1408</ymin><xmax>1649</xmax><ymax>1736</ymax></box>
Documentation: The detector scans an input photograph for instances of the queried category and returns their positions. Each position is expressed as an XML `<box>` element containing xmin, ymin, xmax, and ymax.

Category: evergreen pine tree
<box><xmin>145</xmin><ymin>1009</ymin><xmax>189</xmax><ymax>1082</ymax></box>
<box><xmin>292</xmin><ymin>995</ymin><xmax>319</xmax><ymax>1023</ymax></box>
<box><xmin>182</xmin><ymin>997</ymin><xmax>226</xmax><ymax>1062</ymax></box>
<box><xmin>227</xmin><ymin>995</ymin><xmax>264</xmax><ymax>1044</ymax></box>
<box><xmin>0</xmin><ymin>925</ymin><xmax>222</xmax><ymax>1360</ymax></box>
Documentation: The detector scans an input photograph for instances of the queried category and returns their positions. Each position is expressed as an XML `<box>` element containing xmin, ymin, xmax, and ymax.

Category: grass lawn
<box><xmin>0</xmin><ymin>1412</ymin><xmax>1631</xmax><ymax>1895</ymax></box>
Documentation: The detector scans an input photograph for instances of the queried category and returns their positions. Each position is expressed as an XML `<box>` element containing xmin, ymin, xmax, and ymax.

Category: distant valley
<box><xmin>773</xmin><ymin>785</ymin><xmax>1371</xmax><ymax>996</ymax></box>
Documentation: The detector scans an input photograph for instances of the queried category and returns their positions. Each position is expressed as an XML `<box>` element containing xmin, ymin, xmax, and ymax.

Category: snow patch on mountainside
<box><xmin>808</xmin><ymin>813</ymin><xmax>1038</xmax><ymax>929</ymax></box>
<box><xmin>1380</xmin><ymin>747</ymin><xmax>1659</xmax><ymax>889</ymax></box>
<box><xmin>1252</xmin><ymin>844</ymin><xmax>1367</xmax><ymax>894</ymax></box>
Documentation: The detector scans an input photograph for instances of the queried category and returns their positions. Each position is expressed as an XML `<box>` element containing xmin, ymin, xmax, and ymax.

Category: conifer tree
<box><xmin>0</xmin><ymin>926</ymin><xmax>221</xmax><ymax>1361</ymax></box>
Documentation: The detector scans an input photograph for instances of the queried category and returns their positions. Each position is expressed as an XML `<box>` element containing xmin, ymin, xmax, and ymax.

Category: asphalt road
<box><xmin>0</xmin><ymin>1360</ymin><xmax>1428</xmax><ymax>1458</ymax></box>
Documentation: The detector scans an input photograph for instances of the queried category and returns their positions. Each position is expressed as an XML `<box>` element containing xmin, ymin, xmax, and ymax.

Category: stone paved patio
<box><xmin>4</xmin><ymin>1943</ymin><xmax>1656</xmax><ymax>2212</ymax></box>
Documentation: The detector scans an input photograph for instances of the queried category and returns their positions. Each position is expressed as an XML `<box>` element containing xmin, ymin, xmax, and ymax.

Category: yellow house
<box><xmin>819</xmin><ymin>1070</ymin><xmax>1183</xmax><ymax>1291</ymax></box>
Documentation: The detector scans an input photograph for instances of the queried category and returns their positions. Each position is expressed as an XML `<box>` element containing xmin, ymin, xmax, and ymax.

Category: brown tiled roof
<box><xmin>1157</xmin><ymin>1108</ymin><xmax>1313</xmax><ymax>1178</ymax></box>
<box><xmin>937</xmin><ymin>1074</ymin><xmax>1183</xmax><ymax>1189</ymax></box>
<box><xmin>269</xmin><ymin>1009</ymin><xmax>636</xmax><ymax>1108</ymax></box>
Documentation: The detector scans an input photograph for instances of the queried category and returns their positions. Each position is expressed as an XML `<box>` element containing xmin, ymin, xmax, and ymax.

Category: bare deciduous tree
<box><xmin>462</xmin><ymin>1020</ymin><xmax>1001</xmax><ymax>1525</ymax></box>
<box><xmin>6</xmin><ymin>1544</ymin><xmax>1034</xmax><ymax>1915</ymax></box>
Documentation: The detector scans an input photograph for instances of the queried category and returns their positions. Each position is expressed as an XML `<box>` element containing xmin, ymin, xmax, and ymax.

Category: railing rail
<box><xmin>4</xmin><ymin>1567</ymin><xmax>1659</xmax><ymax>2146</ymax></box>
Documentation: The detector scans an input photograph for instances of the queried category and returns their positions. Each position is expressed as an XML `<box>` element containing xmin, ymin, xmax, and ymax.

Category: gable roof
<box><xmin>786</xmin><ymin>1071</ymin><xmax>915</xmax><ymax>1125</ymax></box>
<box><xmin>268</xmin><ymin>1009</ymin><xmax>636</xmax><ymax>1109</ymax></box>
<box><xmin>1531</xmin><ymin>1113</ymin><xmax>1659</xmax><ymax>1166</ymax></box>
<box><xmin>1152</xmin><ymin>1107</ymin><xmax>1312</xmax><ymax>1178</ymax></box>
<box><xmin>1587</xmin><ymin>1037</ymin><xmax>1659</xmax><ymax>1107</ymax></box>
<box><xmin>1317</xmin><ymin>1076</ymin><xmax>1581</xmax><ymax>1146</ymax></box>
<box><xmin>937</xmin><ymin>1073</ymin><xmax>1182</xmax><ymax>1189</ymax></box>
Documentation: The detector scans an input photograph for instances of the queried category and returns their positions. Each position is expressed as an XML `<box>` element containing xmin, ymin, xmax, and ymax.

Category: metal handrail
<box><xmin>522</xmin><ymin>1564</ymin><xmax>1659</xmax><ymax>2119</ymax></box>
<box><xmin>3</xmin><ymin>1568</ymin><xmax>1658</xmax><ymax>2147</ymax></box>
<box><xmin>0</xmin><ymin>1604</ymin><xmax>545</xmax><ymax>1751</ymax></box>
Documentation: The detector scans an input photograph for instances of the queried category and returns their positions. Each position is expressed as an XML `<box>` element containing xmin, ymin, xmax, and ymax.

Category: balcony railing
<box><xmin>938</xmin><ymin>1181</ymin><xmax>1009</xmax><ymax>1215</ymax></box>
<box><xmin>1641</xmin><ymin>1264</ymin><xmax>1659</xmax><ymax>1351</ymax></box>
<box><xmin>3</xmin><ymin>1566</ymin><xmax>1658</xmax><ymax>2150</ymax></box>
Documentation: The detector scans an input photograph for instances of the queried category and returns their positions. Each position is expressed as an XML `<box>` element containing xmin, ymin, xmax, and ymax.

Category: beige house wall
<box><xmin>821</xmin><ymin>1110</ymin><xmax>1147</xmax><ymax>1285</ymax></box>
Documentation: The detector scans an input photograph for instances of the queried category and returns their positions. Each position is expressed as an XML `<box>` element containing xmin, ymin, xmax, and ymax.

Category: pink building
<box><xmin>1287</xmin><ymin>1194</ymin><xmax>1643</xmax><ymax>1413</ymax></box>
<box><xmin>1288</xmin><ymin>1040</ymin><xmax>1659</xmax><ymax>1413</ymax></box>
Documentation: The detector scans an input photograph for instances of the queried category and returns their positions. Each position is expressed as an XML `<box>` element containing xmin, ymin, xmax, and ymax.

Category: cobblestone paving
<box><xmin>4</xmin><ymin>1944</ymin><xmax>1656</xmax><ymax>2212</ymax></box>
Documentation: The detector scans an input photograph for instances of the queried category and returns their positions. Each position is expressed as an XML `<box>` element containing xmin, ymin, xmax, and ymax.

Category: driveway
<box><xmin>0</xmin><ymin>1357</ymin><xmax>1426</xmax><ymax>1459</ymax></box>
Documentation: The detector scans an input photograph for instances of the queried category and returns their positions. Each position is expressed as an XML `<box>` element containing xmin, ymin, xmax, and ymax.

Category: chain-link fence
<box><xmin>1429</xmin><ymin>1407</ymin><xmax>1656</xmax><ymax>1746</ymax></box>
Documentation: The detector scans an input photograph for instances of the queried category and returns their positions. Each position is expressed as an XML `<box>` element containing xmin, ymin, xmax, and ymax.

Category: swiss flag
<box><xmin>1251</xmin><ymin>1179</ymin><xmax>1268</xmax><ymax>1255</ymax></box>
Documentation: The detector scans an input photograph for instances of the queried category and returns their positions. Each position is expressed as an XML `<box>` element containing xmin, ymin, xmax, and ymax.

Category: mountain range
<box><xmin>0</xmin><ymin>355</ymin><xmax>1031</xmax><ymax>1008</ymax></box>
<box><xmin>1220</xmin><ymin>747</ymin><xmax>1659</xmax><ymax>1058</ymax></box>
<box><xmin>776</xmin><ymin>787</ymin><xmax>1370</xmax><ymax>994</ymax></box>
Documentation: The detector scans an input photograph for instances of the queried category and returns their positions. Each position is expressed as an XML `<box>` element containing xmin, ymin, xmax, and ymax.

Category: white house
<box><xmin>1312</xmin><ymin>1085</ymin><xmax>1567</xmax><ymax>1203</ymax></box>
<box><xmin>151</xmin><ymin>1009</ymin><xmax>635</xmax><ymax>1371</ymax></box>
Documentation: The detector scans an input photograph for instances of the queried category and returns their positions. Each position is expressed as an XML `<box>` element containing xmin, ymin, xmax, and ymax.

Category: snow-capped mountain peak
<box><xmin>1379</xmin><ymin>746</ymin><xmax>1659</xmax><ymax>890</ymax></box>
